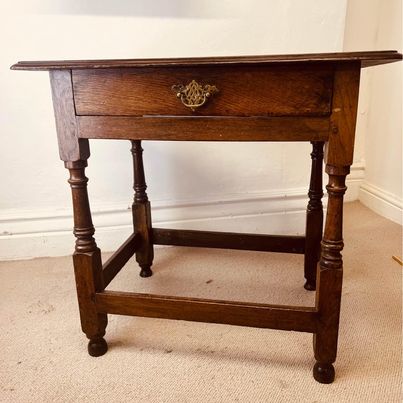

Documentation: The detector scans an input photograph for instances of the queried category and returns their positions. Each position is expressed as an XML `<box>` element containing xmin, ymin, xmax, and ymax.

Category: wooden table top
<box><xmin>11</xmin><ymin>50</ymin><xmax>402</xmax><ymax>71</ymax></box>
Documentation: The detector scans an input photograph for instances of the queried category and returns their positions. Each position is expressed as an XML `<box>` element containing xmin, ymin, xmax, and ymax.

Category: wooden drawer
<box><xmin>72</xmin><ymin>64</ymin><xmax>333</xmax><ymax>117</ymax></box>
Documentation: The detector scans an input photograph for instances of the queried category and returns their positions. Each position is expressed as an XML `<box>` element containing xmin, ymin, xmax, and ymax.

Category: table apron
<box><xmin>77</xmin><ymin>116</ymin><xmax>330</xmax><ymax>141</ymax></box>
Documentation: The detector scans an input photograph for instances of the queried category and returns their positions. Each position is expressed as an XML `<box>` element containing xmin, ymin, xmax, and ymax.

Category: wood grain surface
<box><xmin>95</xmin><ymin>291</ymin><xmax>318</xmax><ymax>333</ymax></box>
<box><xmin>49</xmin><ymin>70</ymin><xmax>89</xmax><ymax>162</ymax></box>
<box><xmin>72</xmin><ymin>65</ymin><xmax>333</xmax><ymax>117</ymax></box>
<box><xmin>153</xmin><ymin>228</ymin><xmax>305</xmax><ymax>254</ymax></box>
<box><xmin>77</xmin><ymin>116</ymin><xmax>330</xmax><ymax>141</ymax></box>
<box><xmin>11</xmin><ymin>50</ymin><xmax>402</xmax><ymax>70</ymax></box>
<box><xmin>325</xmin><ymin>62</ymin><xmax>361</xmax><ymax>166</ymax></box>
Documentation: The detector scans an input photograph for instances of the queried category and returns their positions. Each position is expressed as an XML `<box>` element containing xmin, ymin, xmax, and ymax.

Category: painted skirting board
<box><xmin>359</xmin><ymin>181</ymin><xmax>402</xmax><ymax>225</ymax></box>
<box><xmin>0</xmin><ymin>164</ymin><xmax>364</xmax><ymax>260</ymax></box>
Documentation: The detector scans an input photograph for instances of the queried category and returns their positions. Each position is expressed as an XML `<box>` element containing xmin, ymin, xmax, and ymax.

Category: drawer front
<box><xmin>73</xmin><ymin>64</ymin><xmax>333</xmax><ymax>117</ymax></box>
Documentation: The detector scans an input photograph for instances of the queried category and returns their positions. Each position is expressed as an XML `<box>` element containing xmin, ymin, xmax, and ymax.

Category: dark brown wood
<box><xmin>304</xmin><ymin>142</ymin><xmax>324</xmax><ymax>290</ymax></box>
<box><xmin>311</xmin><ymin>61</ymin><xmax>362</xmax><ymax>383</ymax></box>
<box><xmin>325</xmin><ymin>63</ymin><xmax>361</xmax><ymax>167</ymax></box>
<box><xmin>49</xmin><ymin>70</ymin><xmax>89</xmax><ymax>162</ymax></box>
<box><xmin>313</xmin><ymin>167</ymin><xmax>348</xmax><ymax>384</ymax></box>
<box><xmin>12</xmin><ymin>51</ymin><xmax>401</xmax><ymax>384</ymax></box>
<box><xmin>102</xmin><ymin>232</ymin><xmax>141</xmax><ymax>287</ymax></box>
<box><xmin>131</xmin><ymin>141</ymin><xmax>154</xmax><ymax>277</ymax></box>
<box><xmin>153</xmin><ymin>228</ymin><xmax>305</xmax><ymax>254</ymax></box>
<box><xmin>77</xmin><ymin>116</ymin><xmax>330</xmax><ymax>142</ymax></box>
<box><xmin>95</xmin><ymin>291</ymin><xmax>318</xmax><ymax>333</ymax></box>
<box><xmin>66</xmin><ymin>160</ymin><xmax>108</xmax><ymax>357</ymax></box>
<box><xmin>72</xmin><ymin>65</ymin><xmax>333</xmax><ymax>117</ymax></box>
<box><xmin>11</xmin><ymin>50</ymin><xmax>402</xmax><ymax>71</ymax></box>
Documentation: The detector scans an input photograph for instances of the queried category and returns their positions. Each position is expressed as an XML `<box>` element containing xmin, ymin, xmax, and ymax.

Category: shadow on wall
<box><xmin>16</xmin><ymin>0</ymin><xmax>239</xmax><ymax>18</ymax></box>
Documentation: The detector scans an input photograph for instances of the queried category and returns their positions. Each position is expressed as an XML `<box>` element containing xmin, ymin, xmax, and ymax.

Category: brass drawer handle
<box><xmin>172</xmin><ymin>80</ymin><xmax>218</xmax><ymax>111</ymax></box>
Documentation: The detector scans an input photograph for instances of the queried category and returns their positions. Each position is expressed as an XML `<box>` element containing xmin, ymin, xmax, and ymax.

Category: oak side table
<box><xmin>12</xmin><ymin>51</ymin><xmax>402</xmax><ymax>383</ymax></box>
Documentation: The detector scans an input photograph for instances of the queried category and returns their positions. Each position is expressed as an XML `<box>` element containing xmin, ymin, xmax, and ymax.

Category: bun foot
<box><xmin>88</xmin><ymin>337</ymin><xmax>108</xmax><ymax>357</ymax></box>
<box><xmin>140</xmin><ymin>265</ymin><xmax>153</xmax><ymax>278</ymax></box>
<box><xmin>304</xmin><ymin>281</ymin><xmax>316</xmax><ymax>291</ymax></box>
<box><xmin>313</xmin><ymin>362</ymin><xmax>335</xmax><ymax>384</ymax></box>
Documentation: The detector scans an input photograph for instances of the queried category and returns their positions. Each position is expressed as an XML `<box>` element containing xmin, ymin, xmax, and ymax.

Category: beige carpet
<box><xmin>0</xmin><ymin>202</ymin><xmax>401</xmax><ymax>402</ymax></box>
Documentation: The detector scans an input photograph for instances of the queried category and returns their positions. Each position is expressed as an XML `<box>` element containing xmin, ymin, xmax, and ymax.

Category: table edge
<box><xmin>10</xmin><ymin>50</ymin><xmax>402</xmax><ymax>71</ymax></box>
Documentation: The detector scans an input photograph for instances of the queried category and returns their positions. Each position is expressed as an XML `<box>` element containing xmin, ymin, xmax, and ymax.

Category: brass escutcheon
<box><xmin>172</xmin><ymin>80</ymin><xmax>218</xmax><ymax>111</ymax></box>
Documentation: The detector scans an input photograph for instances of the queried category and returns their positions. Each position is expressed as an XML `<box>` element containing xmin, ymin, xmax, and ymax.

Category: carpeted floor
<box><xmin>0</xmin><ymin>202</ymin><xmax>401</xmax><ymax>402</ymax></box>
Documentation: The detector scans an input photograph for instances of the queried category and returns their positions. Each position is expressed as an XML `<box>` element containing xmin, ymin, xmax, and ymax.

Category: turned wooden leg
<box><xmin>304</xmin><ymin>141</ymin><xmax>324</xmax><ymax>291</ymax></box>
<box><xmin>131</xmin><ymin>140</ymin><xmax>154</xmax><ymax>277</ymax></box>
<box><xmin>66</xmin><ymin>160</ymin><xmax>108</xmax><ymax>357</ymax></box>
<box><xmin>313</xmin><ymin>165</ymin><xmax>349</xmax><ymax>383</ymax></box>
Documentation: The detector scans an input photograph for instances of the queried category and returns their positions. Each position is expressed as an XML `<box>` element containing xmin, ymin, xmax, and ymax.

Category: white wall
<box><xmin>344</xmin><ymin>0</ymin><xmax>402</xmax><ymax>224</ymax></box>
<box><xmin>1</xmin><ymin>1</ymin><xmax>353</xmax><ymax>259</ymax></box>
